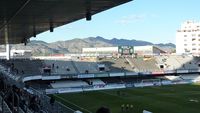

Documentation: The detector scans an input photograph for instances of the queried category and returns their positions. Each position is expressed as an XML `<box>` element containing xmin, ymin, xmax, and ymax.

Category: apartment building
<box><xmin>176</xmin><ymin>21</ymin><xmax>200</xmax><ymax>55</ymax></box>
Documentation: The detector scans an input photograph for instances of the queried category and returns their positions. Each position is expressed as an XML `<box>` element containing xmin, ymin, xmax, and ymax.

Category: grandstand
<box><xmin>73</xmin><ymin>61</ymin><xmax>99</xmax><ymax>74</ymax></box>
<box><xmin>1</xmin><ymin>54</ymin><xmax>200</xmax><ymax>113</ymax></box>
<box><xmin>180</xmin><ymin>74</ymin><xmax>200</xmax><ymax>82</ymax></box>
<box><xmin>164</xmin><ymin>75</ymin><xmax>183</xmax><ymax>81</ymax></box>
<box><xmin>1</xmin><ymin>59</ymin><xmax>43</xmax><ymax>75</ymax></box>
<box><xmin>127</xmin><ymin>57</ymin><xmax>160</xmax><ymax>72</ymax></box>
<box><xmin>0</xmin><ymin>55</ymin><xmax>200</xmax><ymax>87</ymax></box>
<box><xmin>101</xmin><ymin>77</ymin><xmax>122</xmax><ymax>84</ymax></box>
<box><xmin>97</xmin><ymin>57</ymin><xmax>133</xmax><ymax>72</ymax></box>
<box><xmin>51</xmin><ymin>80</ymin><xmax>89</xmax><ymax>88</ymax></box>
<box><xmin>175</xmin><ymin>55</ymin><xmax>199</xmax><ymax>70</ymax></box>
<box><xmin>44</xmin><ymin>60</ymin><xmax>77</xmax><ymax>74</ymax></box>
<box><xmin>155</xmin><ymin>55</ymin><xmax>182</xmax><ymax>70</ymax></box>
<box><xmin>88</xmin><ymin>79</ymin><xmax>106</xmax><ymax>86</ymax></box>
<box><xmin>155</xmin><ymin>55</ymin><xmax>200</xmax><ymax>70</ymax></box>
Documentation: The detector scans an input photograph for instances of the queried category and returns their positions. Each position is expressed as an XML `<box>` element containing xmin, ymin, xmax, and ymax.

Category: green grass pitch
<box><xmin>54</xmin><ymin>84</ymin><xmax>200</xmax><ymax>113</ymax></box>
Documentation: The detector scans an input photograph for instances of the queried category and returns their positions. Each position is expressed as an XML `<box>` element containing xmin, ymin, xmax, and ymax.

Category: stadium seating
<box><xmin>50</xmin><ymin>80</ymin><xmax>89</xmax><ymax>88</ymax></box>
<box><xmin>155</xmin><ymin>55</ymin><xmax>200</xmax><ymax>70</ymax></box>
<box><xmin>0</xmin><ymin>95</ymin><xmax>12</xmax><ymax>113</ymax></box>
<box><xmin>164</xmin><ymin>75</ymin><xmax>183</xmax><ymax>81</ymax></box>
<box><xmin>127</xmin><ymin>57</ymin><xmax>160</xmax><ymax>72</ymax></box>
<box><xmin>88</xmin><ymin>79</ymin><xmax>105</xmax><ymax>85</ymax></box>
<box><xmin>121</xmin><ymin>77</ymin><xmax>138</xmax><ymax>84</ymax></box>
<box><xmin>97</xmin><ymin>58</ymin><xmax>133</xmax><ymax>72</ymax></box>
<box><xmin>101</xmin><ymin>78</ymin><xmax>122</xmax><ymax>84</ymax></box>
<box><xmin>73</xmin><ymin>61</ymin><xmax>99</xmax><ymax>74</ymax></box>
<box><xmin>44</xmin><ymin>60</ymin><xmax>77</xmax><ymax>74</ymax></box>
<box><xmin>2</xmin><ymin>59</ymin><xmax>43</xmax><ymax>75</ymax></box>
<box><xmin>180</xmin><ymin>74</ymin><xmax>200</xmax><ymax>82</ymax></box>
<box><xmin>175</xmin><ymin>56</ymin><xmax>199</xmax><ymax>70</ymax></box>
<box><xmin>155</xmin><ymin>55</ymin><xmax>182</xmax><ymax>70</ymax></box>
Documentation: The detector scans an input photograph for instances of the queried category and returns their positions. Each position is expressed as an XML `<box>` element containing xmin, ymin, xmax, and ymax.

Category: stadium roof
<box><xmin>0</xmin><ymin>0</ymin><xmax>132</xmax><ymax>45</ymax></box>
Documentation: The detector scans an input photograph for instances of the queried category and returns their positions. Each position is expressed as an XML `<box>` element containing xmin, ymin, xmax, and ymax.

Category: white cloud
<box><xmin>115</xmin><ymin>14</ymin><xmax>157</xmax><ymax>24</ymax></box>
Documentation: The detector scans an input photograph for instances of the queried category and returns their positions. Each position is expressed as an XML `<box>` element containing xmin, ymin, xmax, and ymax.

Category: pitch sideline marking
<box><xmin>54</xmin><ymin>95</ymin><xmax>92</xmax><ymax>113</ymax></box>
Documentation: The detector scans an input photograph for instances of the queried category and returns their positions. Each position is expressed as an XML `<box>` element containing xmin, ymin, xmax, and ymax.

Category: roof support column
<box><xmin>6</xmin><ymin>44</ymin><xmax>10</xmax><ymax>60</ymax></box>
<box><xmin>4</xmin><ymin>20</ymin><xmax>10</xmax><ymax>60</ymax></box>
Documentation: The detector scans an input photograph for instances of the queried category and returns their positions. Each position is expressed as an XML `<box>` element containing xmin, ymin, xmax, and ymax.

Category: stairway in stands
<box><xmin>70</xmin><ymin>60</ymin><xmax>80</xmax><ymax>74</ymax></box>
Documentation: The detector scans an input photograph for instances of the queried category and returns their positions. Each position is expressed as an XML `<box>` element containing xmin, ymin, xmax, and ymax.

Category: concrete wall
<box><xmin>82</xmin><ymin>47</ymin><xmax>118</xmax><ymax>53</ymax></box>
<box><xmin>134</xmin><ymin>46</ymin><xmax>153</xmax><ymax>55</ymax></box>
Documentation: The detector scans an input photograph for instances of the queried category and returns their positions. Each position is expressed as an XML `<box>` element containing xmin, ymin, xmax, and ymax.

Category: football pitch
<box><xmin>54</xmin><ymin>84</ymin><xmax>200</xmax><ymax>113</ymax></box>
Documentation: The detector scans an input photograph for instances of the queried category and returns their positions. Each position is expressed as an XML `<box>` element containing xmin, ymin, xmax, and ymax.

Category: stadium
<box><xmin>0</xmin><ymin>0</ymin><xmax>200</xmax><ymax>113</ymax></box>
<box><xmin>1</xmin><ymin>45</ymin><xmax>200</xmax><ymax>113</ymax></box>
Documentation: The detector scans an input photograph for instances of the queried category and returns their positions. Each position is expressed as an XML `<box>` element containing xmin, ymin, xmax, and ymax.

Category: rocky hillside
<box><xmin>0</xmin><ymin>36</ymin><xmax>175</xmax><ymax>56</ymax></box>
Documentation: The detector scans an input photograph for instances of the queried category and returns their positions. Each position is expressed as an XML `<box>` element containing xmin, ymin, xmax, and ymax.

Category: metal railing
<box><xmin>28</xmin><ymin>87</ymin><xmax>75</xmax><ymax>113</ymax></box>
<box><xmin>1</xmin><ymin>64</ymin><xmax>76</xmax><ymax>113</ymax></box>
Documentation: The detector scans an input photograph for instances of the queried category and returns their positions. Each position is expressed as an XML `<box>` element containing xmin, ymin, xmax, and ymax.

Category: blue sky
<box><xmin>32</xmin><ymin>0</ymin><xmax>200</xmax><ymax>44</ymax></box>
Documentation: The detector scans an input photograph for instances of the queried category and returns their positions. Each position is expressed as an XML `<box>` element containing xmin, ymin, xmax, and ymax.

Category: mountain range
<box><xmin>0</xmin><ymin>36</ymin><xmax>175</xmax><ymax>56</ymax></box>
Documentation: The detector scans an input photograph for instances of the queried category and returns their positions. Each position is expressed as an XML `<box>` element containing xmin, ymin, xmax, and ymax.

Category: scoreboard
<box><xmin>118</xmin><ymin>46</ymin><xmax>134</xmax><ymax>55</ymax></box>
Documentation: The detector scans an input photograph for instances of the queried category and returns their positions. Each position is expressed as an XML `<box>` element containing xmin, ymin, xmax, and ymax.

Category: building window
<box><xmin>198</xmin><ymin>34</ymin><xmax>200</xmax><ymax>37</ymax></box>
<box><xmin>184</xmin><ymin>44</ymin><xmax>187</xmax><ymax>46</ymax></box>
<box><xmin>192</xmin><ymin>43</ymin><xmax>196</xmax><ymax>46</ymax></box>
<box><xmin>192</xmin><ymin>38</ymin><xmax>196</xmax><ymax>41</ymax></box>
<box><xmin>192</xmin><ymin>48</ymin><xmax>196</xmax><ymax>50</ymax></box>
<box><xmin>192</xmin><ymin>34</ymin><xmax>196</xmax><ymax>37</ymax></box>
<box><xmin>184</xmin><ymin>35</ymin><xmax>187</xmax><ymax>37</ymax></box>
<box><xmin>184</xmin><ymin>49</ymin><xmax>190</xmax><ymax>52</ymax></box>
